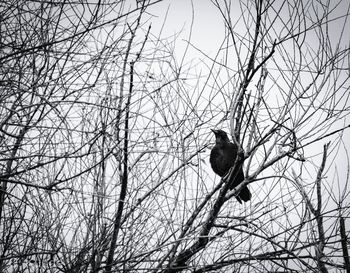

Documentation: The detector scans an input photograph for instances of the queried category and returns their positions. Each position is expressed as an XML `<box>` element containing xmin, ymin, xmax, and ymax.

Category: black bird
<box><xmin>210</xmin><ymin>129</ymin><xmax>251</xmax><ymax>203</ymax></box>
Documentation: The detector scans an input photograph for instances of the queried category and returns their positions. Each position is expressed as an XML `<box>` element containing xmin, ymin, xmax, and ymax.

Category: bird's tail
<box><xmin>238</xmin><ymin>186</ymin><xmax>251</xmax><ymax>202</ymax></box>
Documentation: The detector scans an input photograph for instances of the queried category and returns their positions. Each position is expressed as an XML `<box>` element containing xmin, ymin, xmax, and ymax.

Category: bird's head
<box><xmin>211</xmin><ymin>129</ymin><xmax>230</xmax><ymax>143</ymax></box>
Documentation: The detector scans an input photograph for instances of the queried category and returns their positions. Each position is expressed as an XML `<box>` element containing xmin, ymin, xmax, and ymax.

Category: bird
<box><xmin>210</xmin><ymin>129</ymin><xmax>251</xmax><ymax>203</ymax></box>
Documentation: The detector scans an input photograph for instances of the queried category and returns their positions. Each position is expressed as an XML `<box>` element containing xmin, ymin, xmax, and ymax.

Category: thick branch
<box><xmin>314</xmin><ymin>143</ymin><xmax>330</xmax><ymax>273</ymax></box>
<box><xmin>340</xmin><ymin>216</ymin><xmax>350</xmax><ymax>273</ymax></box>
<box><xmin>163</xmin><ymin>152</ymin><xmax>244</xmax><ymax>273</ymax></box>
<box><xmin>105</xmin><ymin>61</ymin><xmax>134</xmax><ymax>273</ymax></box>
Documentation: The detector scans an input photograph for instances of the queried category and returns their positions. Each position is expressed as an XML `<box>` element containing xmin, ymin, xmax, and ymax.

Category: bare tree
<box><xmin>161</xmin><ymin>0</ymin><xmax>350</xmax><ymax>272</ymax></box>
<box><xmin>0</xmin><ymin>0</ymin><xmax>349</xmax><ymax>272</ymax></box>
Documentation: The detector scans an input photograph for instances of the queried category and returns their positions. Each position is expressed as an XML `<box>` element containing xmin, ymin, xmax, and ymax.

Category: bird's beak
<box><xmin>211</xmin><ymin>129</ymin><xmax>218</xmax><ymax>134</ymax></box>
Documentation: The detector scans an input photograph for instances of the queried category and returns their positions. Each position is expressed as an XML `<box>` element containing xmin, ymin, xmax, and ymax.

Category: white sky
<box><xmin>148</xmin><ymin>0</ymin><xmax>226</xmax><ymax>60</ymax></box>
